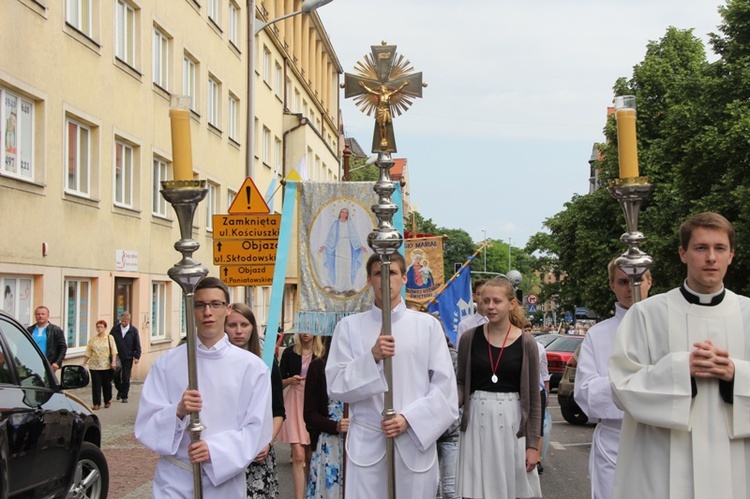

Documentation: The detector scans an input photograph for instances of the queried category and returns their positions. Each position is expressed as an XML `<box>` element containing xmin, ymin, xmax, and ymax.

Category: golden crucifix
<box><xmin>343</xmin><ymin>42</ymin><xmax>426</xmax><ymax>153</ymax></box>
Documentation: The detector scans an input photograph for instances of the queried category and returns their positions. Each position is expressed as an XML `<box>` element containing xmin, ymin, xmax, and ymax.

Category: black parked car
<box><xmin>0</xmin><ymin>311</ymin><xmax>108</xmax><ymax>497</ymax></box>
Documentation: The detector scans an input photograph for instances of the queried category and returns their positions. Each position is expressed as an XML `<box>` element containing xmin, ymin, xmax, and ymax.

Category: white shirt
<box><xmin>135</xmin><ymin>335</ymin><xmax>273</xmax><ymax>498</ymax></box>
<box><xmin>456</xmin><ymin>312</ymin><xmax>488</xmax><ymax>343</ymax></box>
<box><xmin>575</xmin><ymin>302</ymin><xmax>627</xmax><ymax>499</ymax></box>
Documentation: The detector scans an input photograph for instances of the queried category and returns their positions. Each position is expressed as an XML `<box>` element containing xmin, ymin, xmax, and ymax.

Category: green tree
<box><xmin>439</xmin><ymin>228</ymin><xmax>475</xmax><ymax>280</ymax></box>
<box><xmin>405</xmin><ymin>211</ymin><xmax>439</xmax><ymax>235</ymax></box>
<box><xmin>347</xmin><ymin>158</ymin><xmax>379</xmax><ymax>182</ymax></box>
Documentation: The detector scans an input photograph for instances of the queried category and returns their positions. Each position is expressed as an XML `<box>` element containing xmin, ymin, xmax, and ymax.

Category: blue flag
<box><xmin>428</xmin><ymin>264</ymin><xmax>473</xmax><ymax>345</ymax></box>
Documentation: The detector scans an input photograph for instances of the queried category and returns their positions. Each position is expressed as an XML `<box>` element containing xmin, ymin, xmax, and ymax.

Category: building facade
<box><xmin>0</xmin><ymin>0</ymin><xmax>341</xmax><ymax>376</ymax></box>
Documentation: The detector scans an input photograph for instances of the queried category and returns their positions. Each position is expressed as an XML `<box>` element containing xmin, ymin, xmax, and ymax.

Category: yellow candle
<box><xmin>170</xmin><ymin>98</ymin><xmax>193</xmax><ymax>181</ymax></box>
<box><xmin>616</xmin><ymin>107</ymin><xmax>639</xmax><ymax>179</ymax></box>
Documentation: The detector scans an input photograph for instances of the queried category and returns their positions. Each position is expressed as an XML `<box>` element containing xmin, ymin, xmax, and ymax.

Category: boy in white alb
<box><xmin>135</xmin><ymin>277</ymin><xmax>272</xmax><ymax>498</ymax></box>
<box><xmin>575</xmin><ymin>260</ymin><xmax>651</xmax><ymax>499</ymax></box>
<box><xmin>326</xmin><ymin>253</ymin><xmax>459</xmax><ymax>498</ymax></box>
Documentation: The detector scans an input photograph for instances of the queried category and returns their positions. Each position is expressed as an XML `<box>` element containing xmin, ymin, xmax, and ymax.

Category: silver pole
<box><xmin>367</xmin><ymin>152</ymin><xmax>402</xmax><ymax>499</ymax></box>
<box><xmin>161</xmin><ymin>180</ymin><xmax>209</xmax><ymax>499</ymax></box>
<box><xmin>608</xmin><ymin>177</ymin><xmax>654</xmax><ymax>304</ymax></box>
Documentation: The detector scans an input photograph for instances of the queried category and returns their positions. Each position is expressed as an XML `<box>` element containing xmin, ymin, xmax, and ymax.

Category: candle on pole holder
<box><xmin>170</xmin><ymin>95</ymin><xmax>194</xmax><ymax>182</ymax></box>
<box><xmin>614</xmin><ymin>95</ymin><xmax>639</xmax><ymax>180</ymax></box>
<box><xmin>162</xmin><ymin>95</ymin><xmax>207</xmax><ymax>496</ymax></box>
<box><xmin>609</xmin><ymin>95</ymin><xmax>653</xmax><ymax>304</ymax></box>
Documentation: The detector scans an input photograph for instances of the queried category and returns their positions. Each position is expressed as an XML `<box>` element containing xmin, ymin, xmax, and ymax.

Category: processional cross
<box><xmin>343</xmin><ymin>41</ymin><xmax>426</xmax><ymax>153</ymax></box>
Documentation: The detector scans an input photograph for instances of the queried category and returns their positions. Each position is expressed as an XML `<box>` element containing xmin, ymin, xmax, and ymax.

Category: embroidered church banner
<box><xmin>404</xmin><ymin>236</ymin><xmax>444</xmax><ymax>304</ymax></box>
<box><xmin>296</xmin><ymin>182</ymin><xmax>379</xmax><ymax>335</ymax></box>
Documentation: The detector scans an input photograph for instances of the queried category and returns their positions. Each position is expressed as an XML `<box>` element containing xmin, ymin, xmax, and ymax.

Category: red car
<box><xmin>544</xmin><ymin>335</ymin><xmax>584</xmax><ymax>390</ymax></box>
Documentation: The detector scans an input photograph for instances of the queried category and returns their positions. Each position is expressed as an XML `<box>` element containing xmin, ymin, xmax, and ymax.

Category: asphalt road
<box><xmin>75</xmin><ymin>383</ymin><xmax>595</xmax><ymax>498</ymax></box>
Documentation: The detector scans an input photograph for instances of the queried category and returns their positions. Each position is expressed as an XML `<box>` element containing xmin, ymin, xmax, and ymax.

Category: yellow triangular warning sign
<box><xmin>228</xmin><ymin>177</ymin><xmax>270</xmax><ymax>214</ymax></box>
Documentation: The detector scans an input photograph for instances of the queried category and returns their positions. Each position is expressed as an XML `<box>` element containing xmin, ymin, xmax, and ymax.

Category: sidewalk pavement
<box><xmin>68</xmin><ymin>382</ymin><xmax>155</xmax><ymax>498</ymax></box>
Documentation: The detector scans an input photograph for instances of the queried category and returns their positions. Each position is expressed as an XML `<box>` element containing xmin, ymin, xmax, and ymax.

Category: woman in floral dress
<box><xmin>304</xmin><ymin>337</ymin><xmax>348</xmax><ymax>498</ymax></box>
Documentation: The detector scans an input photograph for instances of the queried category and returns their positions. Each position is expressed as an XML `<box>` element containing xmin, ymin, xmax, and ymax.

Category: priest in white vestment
<box><xmin>609</xmin><ymin>213</ymin><xmax>750</xmax><ymax>499</ymax></box>
<box><xmin>135</xmin><ymin>277</ymin><xmax>273</xmax><ymax>498</ymax></box>
<box><xmin>575</xmin><ymin>261</ymin><xmax>651</xmax><ymax>499</ymax></box>
<box><xmin>326</xmin><ymin>253</ymin><xmax>459</xmax><ymax>498</ymax></box>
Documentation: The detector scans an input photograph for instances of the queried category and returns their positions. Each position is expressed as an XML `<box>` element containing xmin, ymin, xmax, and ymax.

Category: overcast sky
<box><xmin>318</xmin><ymin>1</ymin><xmax>726</xmax><ymax>248</ymax></box>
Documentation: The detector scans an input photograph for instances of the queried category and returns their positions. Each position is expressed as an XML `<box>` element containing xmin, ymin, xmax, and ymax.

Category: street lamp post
<box><xmin>245</xmin><ymin>0</ymin><xmax>334</xmax><ymax>178</ymax></box>
<box><xmin>482</xmin><ymin>228</ymin><xmax>487</xmax><ymax>272</ymax></box>
<box><xmin>508</xmin><ymin>237</ymin><xmax>512</xmax><ymax>272</ymax></box>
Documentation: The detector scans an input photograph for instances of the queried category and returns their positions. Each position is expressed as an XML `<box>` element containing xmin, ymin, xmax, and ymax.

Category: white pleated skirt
<box><xmin>457</xmin><ymin>391</ymin><xmax>541</xmax><ymax>498</ymax></box>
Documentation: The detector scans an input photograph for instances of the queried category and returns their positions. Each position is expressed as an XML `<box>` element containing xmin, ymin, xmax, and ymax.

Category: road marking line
<box><xmin>550</xmin><ymin>441</ymin><xmax>591</xmax><ymax>450</ymax></box>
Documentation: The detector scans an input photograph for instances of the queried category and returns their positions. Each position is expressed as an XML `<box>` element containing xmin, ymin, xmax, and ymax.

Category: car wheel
<box><xmin>67</xmin><ymin>442</ymin><xmax>109</xmax><ymax>499</ymax></box>
<box><xmin>559</xmin><ymin>396</ymin><xmax>589</xmax><ymax>425</ymax></box>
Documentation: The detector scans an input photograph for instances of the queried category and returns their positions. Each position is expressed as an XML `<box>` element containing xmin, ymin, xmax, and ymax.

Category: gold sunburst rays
<box><xmin>350</xmin><ymin>52</ymin><xmax>419</xmax><ymax>118</ymax></box>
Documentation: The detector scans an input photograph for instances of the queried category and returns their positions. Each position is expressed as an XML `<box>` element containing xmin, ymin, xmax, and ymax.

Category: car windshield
<box><xmin>535</xmin><ymin>334</ymin><xmax>562</xmax><ymax>347</ymax></box>
<box><xmin>546</xmin><ymin>337</ymin><xmax>582</xmax><ymax>352</ymax></box>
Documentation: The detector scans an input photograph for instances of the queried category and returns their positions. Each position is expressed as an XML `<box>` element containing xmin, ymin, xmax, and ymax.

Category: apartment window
<box><xmin>274</xmin><ymin>63</ymin><xmax>282</xmax><ymax>97</ymax></box>
<box><xmin>152</xmin><ymin>157</ymin><xmax>168</xmax><ymax>216</ymax></box>
<box><xmin>115</xmin><ymin>0</ymin><xmax>136</xmax><ymax>67</ymax></box>
<box><xmin>183</xmin><ymin>54</ymin><xmax>197</xmax><ymax>111</ymax></box>
<box><xmin>114</xmin><ymin>139</ymin><xmax>134</xmax><ymax>207</ymax></box>
<box><xmin>206</xmin><ymin>182</ymin><xmax>218</xmax><ymax>231</ymax></box>
<box><xmin>153</xmin><ymin>27</ymin><xmax>169</xmax><ymax>89</ymax></box>
<box><xmin>302</xmin><ymin>100</ymin><xmax>308</xmax><ymax>118</ymax></box>
<box><xmin>1</xmin><ymin>276</ymin><xmax>33</xmax><ymax>327</ymax></box>
<box><xmin>262</xmin><ymin>127</ymin><xmax>270</xmax><ymax>165</ymax></box>
<box><xmin>65</xmin><ymin>117</ymin><xmax>91</xmax><ymax>196</ymax></box>
<box><xmin>228</xmin><ymin>1</ymin><xmax>239</xmax><ymax>47</ymax></box>
<box><xmin>66</xmin><ymin>0</ymin><xmax>92</xmax><ymax>35</ymax></box>
<box><xmin>208</xmin><ymin>0</ymin><xmax>219</xmax><ymax>25</ymax></box>
<box><xmin>294</xmin><ymin>89</ymin><xmax>300</xmax><ymax>113</ymax></box>
<box><xmin>227</xmin><ymin>190</ymin><xmax>236</xmax><ymax>209</ymax></box>
<box><xmin>262</xmin><ymin>47</ymin><xmax>271</xmax><ymax>84</ymax></box>
<box><xmin>1</xmin><ymin>87</ymin><xmax>34</xmax><ymax>180</ymax></box>
<box><xmin>151</xmin><ymin>282</ymin><xmax>167</xmax><ymax>340</ymax></box>
<box><xmin>274</xmin><ymin>138</ymin><xmax>281</xmax><ymax>173</ymax></box>
<box><xmin>228</xmin><ymin>94</ymin><xmax>239</xmax><ymax>141</ymax></box>
<box><xmin>65</xmin><ymin>278</ymin><xmax>90</xmax><ymax>350</ymax></box>
<box><xmin>207</xmin><ymin>76</ymin><xmax>219</xmax><ymax>128</ymax></box>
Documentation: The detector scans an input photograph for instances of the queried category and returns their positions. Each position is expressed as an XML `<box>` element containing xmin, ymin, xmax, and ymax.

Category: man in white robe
<box><xmin>326</xmin><ymin>253</ymin><xmax>459</xmax><ymax>498</ymax></box>
<box><xmin>456</xmin><ymin>278</ymin><xmax>487</xmax><ymax>343</ymax></box>
<box><xmin>135</xmin><ymin>277</ymin><xmax>273</xmax><ymax>498</ymax></box>
<box><xmin>610</xmin><ymin>212</ymin><xmax>750</xmax><ymax>499</ymax></box>
<box><xmin>575</xmin><ymin>261</ymin><xmax>651</xmax><ymax>499</ymax></box>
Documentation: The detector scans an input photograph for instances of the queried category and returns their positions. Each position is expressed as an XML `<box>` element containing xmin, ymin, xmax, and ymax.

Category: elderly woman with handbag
<box><xmin>82</xmin><ymin>319</ymin><xmax>118</xmax><ymax>410</ymax></box>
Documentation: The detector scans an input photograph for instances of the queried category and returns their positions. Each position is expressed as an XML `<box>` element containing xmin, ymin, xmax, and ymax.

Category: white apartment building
<box><xmin>0</xmin><ymin>0</ymin><xmax>342</xmax><ymax>375</ymax></box>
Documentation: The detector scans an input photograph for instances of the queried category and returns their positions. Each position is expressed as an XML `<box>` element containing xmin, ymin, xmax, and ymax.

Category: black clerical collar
<box><xmin>679</xmin><ymin>283</ymin><xmax>726</xmax><ymax>306</ymax></box>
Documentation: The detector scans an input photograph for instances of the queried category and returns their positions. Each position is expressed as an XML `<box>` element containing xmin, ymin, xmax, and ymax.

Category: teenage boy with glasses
<box><xmin>136</xmin><ymin>277</ymin><xmax>273</xmax><ymax>497</ymax></box>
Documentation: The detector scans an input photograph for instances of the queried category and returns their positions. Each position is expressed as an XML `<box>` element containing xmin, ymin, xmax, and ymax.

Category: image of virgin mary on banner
<box><xmin>404</xmin><ymin>236</ymin><xmax>445</xmax><ymax>304</ymax></box>
<box><xmin>296</xmin><ymin>182</ymin><xmax>381</xmax><ymax>335</ymax></box>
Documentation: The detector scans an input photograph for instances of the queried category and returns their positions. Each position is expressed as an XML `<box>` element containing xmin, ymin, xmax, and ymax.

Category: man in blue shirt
<box><xmin>27</xmin><ymin>306</ymin><xmax>67</xmax><ymax>371</ymax></box>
